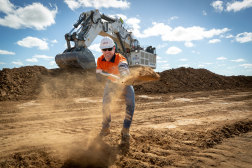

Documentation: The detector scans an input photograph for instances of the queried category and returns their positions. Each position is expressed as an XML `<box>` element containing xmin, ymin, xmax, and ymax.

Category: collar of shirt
<box><xmin>102</xmin><ymin>53</ymin><xmax>116</xmax><ymax>63</ymax></box>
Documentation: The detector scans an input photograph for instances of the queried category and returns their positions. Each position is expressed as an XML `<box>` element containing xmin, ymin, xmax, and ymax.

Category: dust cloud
<box><xmin>61</xmin><ymin>136</ymin><xmax>118</xmax><ymax>168</ymax></box>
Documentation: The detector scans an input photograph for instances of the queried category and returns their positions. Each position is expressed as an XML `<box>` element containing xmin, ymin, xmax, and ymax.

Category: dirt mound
<box><xmin>197</xmin><ymin>120</ymin><xmax>252</xmax><ymax>148</ymax></box>
<box><xmin>0</xmin><ymin>66</ymin><xmax>48</xmax><ymax>101</ymax></box>
<box><xmin>0</xmin><ymin>66</ymin><xmax>251</xmax><ymax>101</ymax></box>
<box><xmin>134</xmin><ymin>67</ymin><xmax>252</xmax><ymax>94</ymax></box>
<box><xmin>0</xmin><ymin>66</ymin><xmax>104</xmax><ymax>101</ymax></box>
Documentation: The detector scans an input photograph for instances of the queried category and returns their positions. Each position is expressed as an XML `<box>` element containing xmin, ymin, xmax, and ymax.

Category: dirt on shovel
<box><xmin>120</xmin><ymin>66</ymin><xmax>160</xmax><ymax>85</ymax></box>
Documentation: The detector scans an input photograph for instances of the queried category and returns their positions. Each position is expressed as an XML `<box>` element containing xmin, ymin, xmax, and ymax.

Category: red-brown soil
<box><xmin>0</xmin><ymin>66</ymin><xmax>251</xmax><ymax>167</ymax></box>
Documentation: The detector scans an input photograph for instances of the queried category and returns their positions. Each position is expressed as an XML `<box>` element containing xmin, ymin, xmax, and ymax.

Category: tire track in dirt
<box><xmin>189</xmin><ymin>132</ymin><xmax>252</xmax><ymax>167</ymax></box>
<box><xmin>0</xmin><ymin>90</ymin><xmax>251</xmax><ymax>167</ymax></box>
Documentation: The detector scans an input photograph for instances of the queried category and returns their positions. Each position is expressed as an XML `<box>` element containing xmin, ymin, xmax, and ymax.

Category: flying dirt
<box><xmin>0</xmin><ymin>66</ymin><xmax>251</xmax><ymax>167</ymax></box>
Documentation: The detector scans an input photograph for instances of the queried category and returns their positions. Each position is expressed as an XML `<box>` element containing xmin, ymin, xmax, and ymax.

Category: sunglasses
<box><xmin>102</xmin><ymin>48</ymin><xmax>113</xmax><ymax>52</ymax></box>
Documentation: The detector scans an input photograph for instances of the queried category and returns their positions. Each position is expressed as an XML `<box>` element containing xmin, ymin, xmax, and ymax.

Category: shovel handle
<box><xmin>99</xmin><ymin>72</ymin><xmax>120</xmax><ymax>80</ymax></box>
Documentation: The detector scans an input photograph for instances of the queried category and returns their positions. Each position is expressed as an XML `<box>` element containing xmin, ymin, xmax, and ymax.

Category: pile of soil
<box><xmin>0</xmin><ymin>66</ymin><xmax>48</xmax><ymax>101</ymax></box>
<box><xmin>0</xmin><ymin>66</ymin><xmax>251</xmax><ymax>101</ymax></box>
<box><xmin>135</xmin><ymin>67</ymin><xmax>252</xmax><ymax>94</ymax></box>
<box><xmin>0</xmin><ymin>66</ymin><xmax>104</xmax><ymax>101</ymax></box>
<box><xmin>197</xmin><ymin>120</ymin><xmax>252</xmax><ymax>148</ymax></box>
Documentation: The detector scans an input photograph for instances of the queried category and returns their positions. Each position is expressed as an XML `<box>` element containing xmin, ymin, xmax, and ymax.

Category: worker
<box><xmin>96</xmin><ymin>36</ymin><xmax>135</xmax><ymax>142</ymax></box>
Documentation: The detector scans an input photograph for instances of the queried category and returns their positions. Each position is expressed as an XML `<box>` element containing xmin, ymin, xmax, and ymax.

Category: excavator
<box><xmin>55</xmin><ymin>9</ymin><xmax>157</xmax><ymax>70</ymax></box>
<box><xmin>55</xmin><ymin>9</ymin><xmax>159</xmax><ymax>84</ymax></box>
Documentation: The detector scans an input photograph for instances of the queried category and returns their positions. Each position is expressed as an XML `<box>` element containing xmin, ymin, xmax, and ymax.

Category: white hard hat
<box><xmin>100</xmin><ymin>36</ymin><xmax>115</xmax><ymax>49</ymax></box>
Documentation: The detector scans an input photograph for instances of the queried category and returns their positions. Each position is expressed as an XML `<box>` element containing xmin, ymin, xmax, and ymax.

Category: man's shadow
<box><xmin>61</xmin><ymin>136</ymin><xmax>129</xmax><ymax>168</ymax></box>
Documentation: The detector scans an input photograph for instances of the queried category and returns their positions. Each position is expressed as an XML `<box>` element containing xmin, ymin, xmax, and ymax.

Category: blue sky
<box><xmin>0</xmin><ymin>0</ymin><xmax>252</xmax><ymax>76</ymax></box>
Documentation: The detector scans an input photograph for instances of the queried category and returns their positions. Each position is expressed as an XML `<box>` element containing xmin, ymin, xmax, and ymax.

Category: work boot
<box><xmin>99</xmin><ymin>127</ymin><xmax>110</xmax><ymax>136</ymax></box>
<box><xmin>121</xmin><ymin>127</ymin><xmax>130</xmax><ymax>143</ymax></box>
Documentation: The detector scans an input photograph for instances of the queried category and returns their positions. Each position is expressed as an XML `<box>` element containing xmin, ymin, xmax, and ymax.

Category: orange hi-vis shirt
<box><xmin>96</xmin><ymin>53</ymin><xmax>128</xmax><ymax>81</ymax></box>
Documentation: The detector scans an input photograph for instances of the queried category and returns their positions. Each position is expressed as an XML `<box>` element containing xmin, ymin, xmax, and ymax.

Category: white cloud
<box><xmin>117</xmin><ymin>16</ymin><xmax>229</xmax><ymax>43</ymax></box>
<box><xmin>126</xmin><ymin>17</ymin><xmax>142</xmax><ymax>37</ymax></box>
<box><xmin>51</xmin><ymin>39</ymin><xmax>58</xmax><ymax>43</ymax></box>
<box><xmin>202</xmin><ymin>10</ymin><xmax>207</xmax><ymax>16</ymax></box>
<box><xmin>135</xmin><ymin>22</ymin><xmax>230</xmax><ymax>42</ymax></box>
<box><xmin>184</xmin><ymin>41</ymin><xmax>194</xmax><ymax>47</ymax></box>
<box><xmin>231</xmin><ymin>59</ymin><xmax>245</xmax><ymax>62</ymax></box>
<box><xmin>25</xmin><ymin>54</ymin><xmax>53</xmax><ymax>63</ymax></box>
<box><xmin>0</xmin><ymin>62</ymin><xmax>6</xmax><ymax>65</ymax></box>
<box><xmin>0</xmin><ymin>49</ymin><xmax>15</xmax><ymax>55</ymax></box>
<box><xmin>33</xmin><ymin>54</ymin><xmax>54</xmax><ymax>60</ymax></box>
<box><xmin>88</xmin><ymin>43</ymin><xmax>101</xmax><ymax>52</ymax></box>
<box><xmin>12</xmin><ymin>61</ymin><xmax>23</xmax><ymax>65</ymax></box>
<box><xmin>166</xmin><ymin>46</ymin><xmax>182</xmax><ymax>55</ymax></box>
<box><xmin>235</xmin><ymin>32</ymin><xmax>252</xmax><ymax>43</ymax></box>
<box><xmin>17</xmin><ymin>36</ymin><xmax>48</xmax><ymax>50</ymax></box>
<box><xmin>226</xmin><ymin>34</ymin><xmax>234</xmax><ymax>38</ymax></box>
<box><xmin>209</xmin><ymin>39</ymin><xmax>221</xmax><ymax>44</ymax></box>
<box><xmin>211</xmin><ymin>0</ymin><xmax>224</xmax><ymax>12</ymax></box>
<box><xmin>0</xmin><ymin>0</ymin><xmax>14</xmax><ymax>14</ymax></box>
<box><xmin>211</xmin><ymin>0</ymin><xmax>252</xmax><ymax>13</ymax></box>
<box><xmin>26</xmin><ymin>58</ymin><xmax>38</xmax><ymax>62</ymax></box>
<box><xmin>240</xmin><ymin>64</ymin><xmax>252</xmax><ymax>68</ymax></box>
<box><xmin>64</xmin><ymin>0</ymin><xmax>130</xmax><ymax>10</ymax></box>
<box><xmin>0</xmin><ymin>0</ymin><xmax>57</xmax><ymax>30</ymax></box>
<box><xmin>64</xmin><ymin>0</ymin><xmax>79</xmax><ymax>10</ymax></box>
<box><xmin>136</xmin><ymin>22</ymin><xmax>171</xmax><ymax>39</ymax></box>
<box><xmin>217</xmin><ymin>56</ymin><xmax>227</xmax><ymax>60</ymax></box>
<box><xmin>179</xmin><ymin>58</ymin><xmax>188</xmax><ymax>61</ymax></box>
<box><xmin>198</xmin><ymin>64</ymin><xmax>205</xmax><ymax>68</ymax></box>
<box><xmin>226</xmin><ymin>0</ymin><xmax>252</xmax><ymax>12</ymax></box>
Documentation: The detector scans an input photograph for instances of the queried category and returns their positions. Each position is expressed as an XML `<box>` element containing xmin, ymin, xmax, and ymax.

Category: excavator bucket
<box><xmin>55</xmin><ymin>48</ymin><xmax>96</xmax><ymax>70</ymax></box>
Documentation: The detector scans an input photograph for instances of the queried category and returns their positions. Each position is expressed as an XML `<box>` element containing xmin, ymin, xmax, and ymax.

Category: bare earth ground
<box><xmin>0</xmin><ymin>89</ymin><xmax>251</xmax><ymax>167</ymax></box>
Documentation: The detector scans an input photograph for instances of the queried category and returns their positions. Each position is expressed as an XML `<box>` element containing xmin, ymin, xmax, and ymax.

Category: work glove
<box><xmin>96</xmin><ymin>69</ymin><xmax>107</xmax><ymax>82</ymax></box>
<box><xmin>118</xmin><ymin>62</ymin><xmax>130</xmax><ymax>78</ymax></box>
<box><xmin>96</xmin><ymin>73</ymin><xmax>107</xmax><ymax>82</ymax></box>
